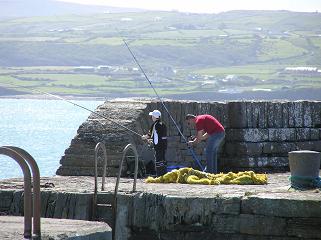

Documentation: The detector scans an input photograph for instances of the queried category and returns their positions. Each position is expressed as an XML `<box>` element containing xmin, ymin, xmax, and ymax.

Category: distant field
<box><xmin>0</xmin><ymin>10</ymin><xmax>320</xmax><ymax>98</ymax></box>
<box><xmin>257</xmin><ymin>38</ymin><xmax>306</xmax><ymax>61</ymax></box>
<box><xmin>1</xmin><ymin>63</ymin><xmax>320</xmax><ymax>97</ymax></box>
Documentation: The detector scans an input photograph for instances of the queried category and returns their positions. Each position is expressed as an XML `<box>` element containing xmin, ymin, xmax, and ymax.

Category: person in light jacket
<box><xmin>142</xmin><ymin>110</ymin><xmax>167</xmax><ymax>176</ymax></box>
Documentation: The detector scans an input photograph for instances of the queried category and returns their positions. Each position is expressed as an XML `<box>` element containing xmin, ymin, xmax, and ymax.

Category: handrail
<box><xmin>112</xmin><ymin>143</ymin><xmax>139</xmax><ymax>240</ymax></box>
<box><xmin>92</xmin><ymin>142</ymin><xmax>108</xmax><ymax>220</ymax></box>
<box><xmin>4</xmin><ymin>146</ymin><xmax>41</xmax><ymax>237</ymax></box>
<box><xmin>96</xmin><ymin>142</ymin><xmax>108</xmax><ymax>191</ymax></box>
<box><xmin>0</xmin><ymin>146</ymin><xmax>33</xmax><ymax>238</ymax></box>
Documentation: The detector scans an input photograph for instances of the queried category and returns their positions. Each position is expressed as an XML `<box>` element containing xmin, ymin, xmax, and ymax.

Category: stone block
<box><xmin>246</xmin><ymin>101</ymin><xmax>254</xmax><ymax>128</ymax></box>
<box><xmin>9</xmin><ymin>190</ymin><xmax>23</xmax><ymax>216</ymax></box>
<box><xmin>0</xmin><ymin>190</ymin><xmax>13</xmax><ymax>211</ymax></box>
<box><xmin>263</xmin><ymin>156</ymin><xmax>288</xmax><ymax>167</ymax></box>
<box><xmin>46</xmin><ymin>192</ymin><xmax>58</xmax><ymax>218</ymax></box>
<box><xmin>302</xmin><ymin>101</ymin><xmax>313</xmax><ymax>127</ymax></box>
<box><xmin>263</xmin><ymin>142</ymin><xmax>297</xmax><ymax>154</ymax></box>
<box><xmin>221</xmin><ymin>157</ymin><xmax>257</xmax><ymax>168</ymax></box>
<box><xmin>211</xmin><ymin>214</ymin><xmax>240</xmax><ymax>233</ymax></box>
<box><xmin>253</xmin><ymin>102</ymin><xmax>268</xmax><ymax>128</ymax></box>
<box><xmin>268</xmin><ymin>128</ymin><xmax>296</xmax><ymax>142</ymax></box>
<box><xmin>239</xmin><ymin>214</ymin><xmax>286</xmax><ymax>236</ymax></box>
<box><xmin>210</xmin><ymin>102</ymin><xmax>228</xmax><ymax>128</ymax></box>
<box><xmin>40</xmin><ymin>191</ymin><xmax>50</xmax><ymax>218</ymax></box>
<box><xmin>312</xmin><ymin>102</ymin><xmax>321</xmax><ymax>127</ymax></box>
<box><xmin>293</xmin><ymin>102</ymin><xmax>304</xmax><ymax>127</ymax></box>
<box><xmin>214</xmin><ymin>197</ymin><xmax>241</xmax><ymax>215</ymax></box>
<box><xmin>310</xmin><ymin>129</ymin><xmax>320</xmax><ymax>140</ymax></box>
<box><xmin>281</xmin><ymin>102</ymin><xmax>290</xmax><ymax>128</ymax></box>
<box><xmin>223</xmin><ymin>156</ymin><xmax>289</xmax><ymax>168</ymax></box>
<box><xmin>296</xmin><ymin>128</ymin><xmax>311</xmax><ymax>141</ymax></box>
<box><xmin>226</xmin><ymin>129</ymin><xmax>269</xmax><ymax>142</ymax></box>
<box><xmin>287</xmin><ymin>217</ymin><xmax>321</xmax><ymax>239</ymax></box>
<box><xmin>74</xmin><ymin>193</ymin><xmax>92</xmax><ymax>220</ymax></box>
<box><xmin>53</xmin><ymin>192</ymin><xmax>69</xmax><ymax>219</ymax></box>
<box><xmin>228</xmin><ymin>102</ymin><xmax>247</xmax><ymax>128</ymax></box>
<box><xmin>132</xmin><ymin>193</ymin><xmax>165</xmax><ymax>231</ymax></box>
<box><xmin>297</xmin><ymin>141</ymin><xmax>321</xmax><ymax>152</ymax></box>
<box><xmin>242</xmin><ymin>195</ymin><xmax>321</xmax><ymax>218</ymax></box>
<box><xmin>225</xmin><ymin>142</ymin><xmax>263</xmax><ymax>156</ymax></box>
<box><xmin>67</xmin><ymin>193</ymin><xmax>78</xmax><ymax>219</ymax></box>
<box><xmin>162</xmin><ymin>195</ymin><xmax>241</xmax><ymax>230</ymax></box>
<box><xmin>267</xmin><ymin>102</ymin><xmax>283</xmax><ymax>128</ymax></box>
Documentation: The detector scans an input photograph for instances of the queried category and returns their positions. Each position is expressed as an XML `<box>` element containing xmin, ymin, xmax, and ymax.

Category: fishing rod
<box><xmin>1</xmin><ymin>82</ymin><xmax>143</xmax><ymax>138</ymax></box>
<box><xmin>120</xmin><ymin>35</ymin><xmax>204</xmax><ymax>171</ymax></box>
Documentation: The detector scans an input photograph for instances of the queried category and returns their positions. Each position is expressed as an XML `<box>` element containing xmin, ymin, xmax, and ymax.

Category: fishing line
<box><xmin>120</xmin><ymin>35</ymin><xmax>204</xmax><ymax>170</ymax></box>
<box><xmin>1</xmin><ymin>82</ymin><xmax>143</xmax><ymax>138</ymax></box>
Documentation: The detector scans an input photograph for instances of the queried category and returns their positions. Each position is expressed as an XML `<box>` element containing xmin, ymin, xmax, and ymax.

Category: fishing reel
<box><xmin>188</xmin><ymin>135</ymin><xmax>196</xmax><ymax>141</ymax></box>
<box><xmin>142</xmin><ymin>135</ymin><xmax>153</xmax><ymax>148</ymax></box>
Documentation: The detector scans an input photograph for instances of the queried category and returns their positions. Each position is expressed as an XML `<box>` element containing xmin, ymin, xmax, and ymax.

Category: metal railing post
<box><xmin>112</xmin><ymin>143</ymin><xmax>139</xmax><ymax>240</ymax></box>
<box><xmin>93</xmin><ymin>142</ymin><xmax>108</xmax><ymax>220</ymax></box>
<box><xmin>4</xmin><ymin>146</ymin><xmax>41</xmax><ymax>237</ymax></box>
<box><xmin>0</xmin><ymin>147</ymin><xmax>33</xmax><ymax>238</ymax></box>
<box><xmin>94</xmin><ymin>142</ymin><xmax>108</xmax><ymax>191</ymax></box>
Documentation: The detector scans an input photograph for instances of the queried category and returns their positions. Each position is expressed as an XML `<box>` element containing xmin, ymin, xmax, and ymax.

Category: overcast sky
<box><xmin>57</xmin><ymin>0</ymin><xmax>321</xmax><ymax>13</ymax></box>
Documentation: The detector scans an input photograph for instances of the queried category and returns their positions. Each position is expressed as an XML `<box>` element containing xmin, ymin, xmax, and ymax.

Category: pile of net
<box><xmin>145</xmin><ymin>167</ymin><xmax>267</xmax><ymax>185</ymax></box>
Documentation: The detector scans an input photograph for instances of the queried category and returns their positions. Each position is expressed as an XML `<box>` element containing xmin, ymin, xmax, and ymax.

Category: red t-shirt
<box><xmin>195</xmin><ymin>115</ymin><xmax>225</xmax><ymax>135</ymax></box>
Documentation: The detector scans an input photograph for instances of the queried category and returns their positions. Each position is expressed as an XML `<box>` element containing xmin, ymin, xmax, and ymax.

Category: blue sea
<box><xmin>0</xmin><ymin>98</ymin><xmax>103</xmax><ymax>179</ymax></box>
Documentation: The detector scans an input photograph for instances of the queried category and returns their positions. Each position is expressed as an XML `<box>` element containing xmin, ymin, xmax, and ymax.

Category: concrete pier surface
<box><xmin>0</xmin><ymin>172</ymin><xmax>320</xmax><ymax>197</ymax></box>
<box><xmin>0</xmin><ymin>172</ymin><xmax>321</xmax><ymax>240</ymax></box>
<box><xmin>0</xmin><ymin>216</ymin><xmax>111</xmax><ymax>240</ymax></box>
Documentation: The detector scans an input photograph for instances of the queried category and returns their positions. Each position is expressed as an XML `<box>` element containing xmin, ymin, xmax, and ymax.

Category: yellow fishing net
<box><xmin>145</xmin><ymin>167</ymin><xmax>267</xmax><ymax>185</ymax></box>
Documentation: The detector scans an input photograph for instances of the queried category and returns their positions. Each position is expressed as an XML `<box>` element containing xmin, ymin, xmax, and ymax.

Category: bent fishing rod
<box><xmin>120</xmin><ymin>36</ymin><xmax>204</xmax><ymax>171</ymax></box>
<box><xmin>2</xmin><ymin>82</ymin><xmax>143</xmax><ymax>138</ymax></box>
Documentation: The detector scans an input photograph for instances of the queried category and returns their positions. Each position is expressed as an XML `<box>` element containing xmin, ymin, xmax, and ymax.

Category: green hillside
<box><xmin>0</xmin><ymin>10</ymin><xmax>320</xmax><ymax>98</ymax></box>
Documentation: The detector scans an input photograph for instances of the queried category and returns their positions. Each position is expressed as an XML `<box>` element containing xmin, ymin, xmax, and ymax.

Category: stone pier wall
<box><xmin>0</xmin><ymin>190</ymin><xmax>92</xmax><ymax>220</ymax></box>
<box><xmin>56</xmin><ymin>99</ymin><xmax>321</xmax><ymax>176</ymax></box>
<box><xmin>1</xmin><ymin>189</ymin><xmax>320</xmax><ymax>240</ymax></box>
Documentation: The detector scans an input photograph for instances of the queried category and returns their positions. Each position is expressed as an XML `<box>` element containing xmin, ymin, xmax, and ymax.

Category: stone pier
<box><xmin>0</xmin><ymin>173</ymin><xmax>321</xmax><ymax>240</ymax></box>
<box><xmin>0</xmin><ymin>216</ymin><xmax>111</xmax><ymax>240</ymax></box>
<box><xmin>56</xmin><ymin>99</ymin><xmax>321</xmax><ymax>176</ymax></box>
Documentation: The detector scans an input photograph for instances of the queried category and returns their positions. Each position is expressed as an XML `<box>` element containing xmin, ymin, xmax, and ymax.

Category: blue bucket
<box><xmin>167</xmin><ymin>165</ymin><xmax>185</xmax><ymax>172</ymax></box>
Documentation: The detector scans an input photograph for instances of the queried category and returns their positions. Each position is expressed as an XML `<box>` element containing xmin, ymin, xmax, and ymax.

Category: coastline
<box><xmin>0</xmin><ymin>94</ymin><xmax>106</xmax><ymax>101</ymax></box>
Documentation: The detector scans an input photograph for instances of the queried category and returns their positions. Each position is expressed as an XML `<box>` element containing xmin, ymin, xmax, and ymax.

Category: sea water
<box><xmin>0</xmin><ymin>98</ymin><xmax>103</xmax><ymax>179</ymax></box>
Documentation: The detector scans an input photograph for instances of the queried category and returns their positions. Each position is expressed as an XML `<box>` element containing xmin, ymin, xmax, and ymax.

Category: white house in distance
<box><xmin>284</xmin><ymin>67</ymin><xmax>318</xmax><ymax>72</ymax></box>
<box><xmin>74</xmin><ymin>66</ymin><xmax>95</xmax><ymax>73</ymax></box>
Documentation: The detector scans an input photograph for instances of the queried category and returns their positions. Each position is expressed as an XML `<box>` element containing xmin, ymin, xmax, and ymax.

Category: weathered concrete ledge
<box><xmin>56</xmin><ymin>99</ymin><xmax>321</xmax><ymax>176</ymax></box>
<box><xmin>1</xmin><ymin>173</ymin><xmax>321</xmax><ymax>240</ymax></box>
<box><xmin>0</xmin><ymin>216</ymin><xmax>111</xmax><ymax>240</ymax></box>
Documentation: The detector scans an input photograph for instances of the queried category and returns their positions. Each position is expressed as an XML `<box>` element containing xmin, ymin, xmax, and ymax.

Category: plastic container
<box><xmin>167</xmin><ymin>165</ymin><xmax>185</xmax><ymax>172</ymax></box>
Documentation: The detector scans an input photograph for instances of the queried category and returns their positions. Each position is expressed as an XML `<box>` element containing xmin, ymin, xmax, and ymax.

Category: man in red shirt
<box><xmin>186</xmin><ymin>114</ymin><xmax>225</xmax><ymax>173</ymax></box>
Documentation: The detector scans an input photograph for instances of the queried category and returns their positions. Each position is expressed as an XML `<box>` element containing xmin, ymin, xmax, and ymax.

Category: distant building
<box><xmin>97</xmin><ymin>65</ymin><xmax>112</xmax><ymax>73</ymax></box>
<box><xmin>284</xmin><ymin>67</ymin><xmax>318</xmax><ymax>72</ymax></box>
<box><xmin>284</xmin><ymin>67</ymin><xmax>320</xmax><ymax>76</ymax></box>
<box><xmin>120</xmin><ymin>17</ymin><xmax>133</xmax><ymax>21</ymax></box>
<box><xmin>74</xmin><ymin>66</ymin><xmax>95</xmax><ymax>73</ymax></box>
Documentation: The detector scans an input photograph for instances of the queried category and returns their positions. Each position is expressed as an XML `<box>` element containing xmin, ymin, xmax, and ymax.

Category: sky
<box><xmin>57</xmin><ymin>0</ymin><xmax>321</xmax><ymax>13</ymax></box>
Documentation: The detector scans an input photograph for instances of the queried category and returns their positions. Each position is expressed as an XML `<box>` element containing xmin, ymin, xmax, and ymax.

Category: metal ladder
<box><xmin>92</xmin><ymin>142</ymin><xmax>139</xmax><ymax>240</ymax></box>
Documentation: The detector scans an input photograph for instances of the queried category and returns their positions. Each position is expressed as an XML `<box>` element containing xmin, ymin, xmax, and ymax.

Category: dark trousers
<box><xmin>154</xmin><ymin>147</ymin><xmax>167</xmax><ymax>177</ymax></box>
